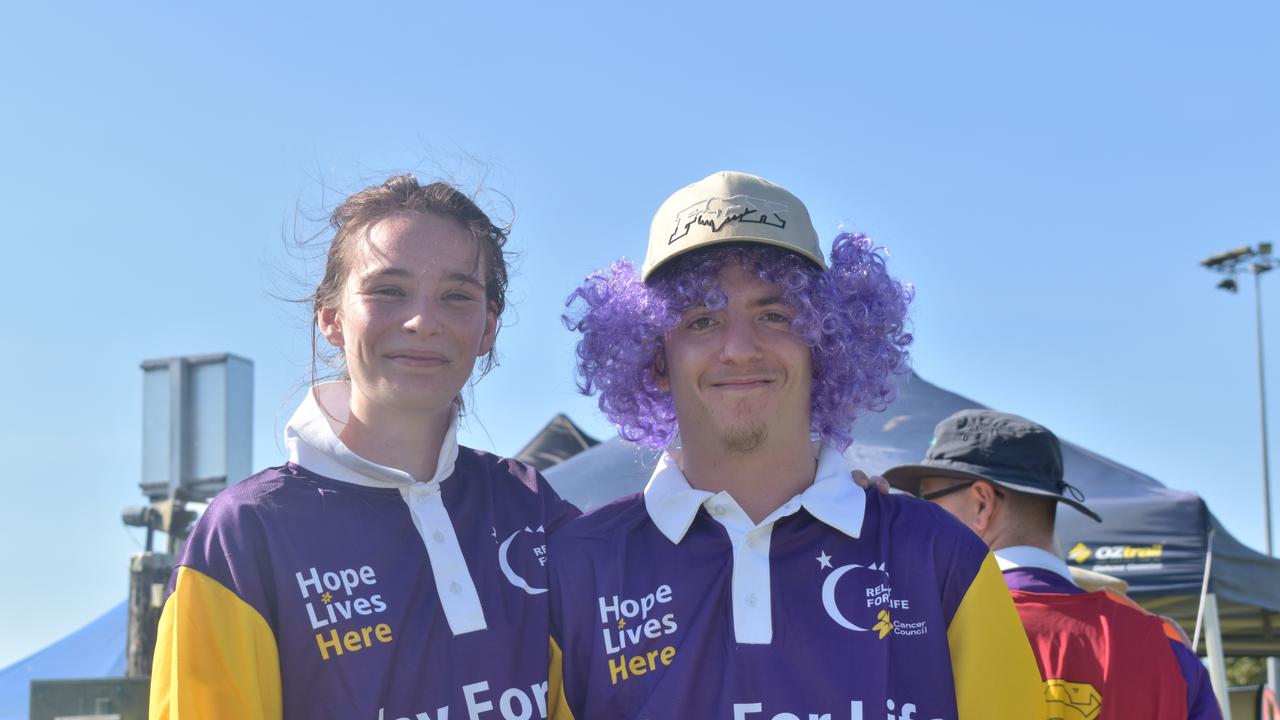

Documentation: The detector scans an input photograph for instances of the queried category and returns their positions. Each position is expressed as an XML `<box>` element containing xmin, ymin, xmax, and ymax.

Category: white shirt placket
<box><xmin>707</xmin><ymin>496</ymin><xmax>779</xmax><ymax>645</ymax></box>
<box><xmin>402</xmin><ymin>482</ymin><xmax>487</xmax><ymax>635</ymax></box>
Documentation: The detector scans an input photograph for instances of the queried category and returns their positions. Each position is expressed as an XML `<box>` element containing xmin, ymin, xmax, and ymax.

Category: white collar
<box><xmin>642</xmin><ymin>443</ymin><xmax>866</xmax><ymax>544</ymax></box>
<box><xmin>284</xmin><ymin>381</ymin><xmax>460</xmax><ymax>489</ymax></box>
<box><xmin>994</xmin><ymin>545</ymin><xmax>1078</xmax><ymax>586</ymax></box>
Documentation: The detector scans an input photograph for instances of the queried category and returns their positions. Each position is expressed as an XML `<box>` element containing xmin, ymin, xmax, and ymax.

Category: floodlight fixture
<box><xmin>122</xmin><ymin>506</ymin><xmax>161</xmax><ymax>552</ymax></box>
<box><xmin>1201</xmin><ymin>246</ymin><xmax>1253</xmax><ymax>270</ymax></box>
<box><xmin>122</xmin><ymin>493</ymin><xmax>198</xmax><ymax>553</ymax></box>
<box><xmin>121</xmin><ymin>506</ymin><xmax>158</xmax><ymax>528</ymax></box>
<box><xmin>1198</xmin><ymin>243</ymin><xmax>1276</xmax><ymax>559</ymax></box>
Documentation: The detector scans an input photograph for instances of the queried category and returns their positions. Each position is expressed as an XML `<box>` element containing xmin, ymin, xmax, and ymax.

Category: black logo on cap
<box><xmin>668</xmin><ymin>195</ymin><xmax>789</xmax><ymax>245</ymax></box>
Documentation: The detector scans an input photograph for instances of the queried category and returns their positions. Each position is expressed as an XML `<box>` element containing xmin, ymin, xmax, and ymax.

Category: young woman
<box><xmin>150</xmin><ymin>175</ymin><xmax>577</xmax><ymax>719</ymax></box>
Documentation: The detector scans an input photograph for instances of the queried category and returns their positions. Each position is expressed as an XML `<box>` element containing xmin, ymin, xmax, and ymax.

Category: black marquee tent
<box><xmin>543</xmin><ymin>372</ymin><xmax>1280</xmax><ymax>683</ymax></box>
<box><xmin>515</xmin><ymin>414</ymin><xmax>599</xmax><ymax>471</ymax></box>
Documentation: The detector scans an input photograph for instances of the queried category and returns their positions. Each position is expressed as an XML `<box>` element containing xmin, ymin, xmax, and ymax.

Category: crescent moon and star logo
<box><xmin>817</xmin><ymin>550</ymin><xmax>897</xmax><ymax>639</ymax></box>
<box><xmin>497</xmin><ymin>525</ymin><xmax>547</xmax><ymax>595</ymax></box>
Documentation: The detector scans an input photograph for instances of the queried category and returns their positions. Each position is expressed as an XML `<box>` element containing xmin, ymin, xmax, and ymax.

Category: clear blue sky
<box><xmin>3</xmin><ymin>1</ymin><xmax>1278</xmax><ymax>668</ymax></box>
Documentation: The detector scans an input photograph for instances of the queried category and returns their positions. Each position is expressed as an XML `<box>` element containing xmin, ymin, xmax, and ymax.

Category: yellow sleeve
<box><xmin>149</xmin><ymin>566</ymin><xmax>283</xmax><ymax>720</ymax></box>
<box><xmin>547</xmin><ymin>636</ymin><xmax>577</xmax><ymax>720</ymax></box>
<box><xmin>946</xmin><ymin>554</ymin><xmax>1045</xmax><ymax>720</ymax></box>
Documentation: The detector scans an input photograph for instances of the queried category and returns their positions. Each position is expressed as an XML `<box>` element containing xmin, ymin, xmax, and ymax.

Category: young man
<box><xmin>551</xmin><ymin>171</ymin><xmax>1043</xmax><ymax>719</ymax></box>
<box><xmin>886</xmin><ymin>409</ymin><xmax>1223</xmax><ymax>720</ymax></box>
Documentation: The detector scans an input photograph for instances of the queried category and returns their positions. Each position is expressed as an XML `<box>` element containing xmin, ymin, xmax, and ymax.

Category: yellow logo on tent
<box><xmin>1067</xmin><ymin>542</ymin><xmax>1165</xmax><ymax>564</ymax></box>
<box><xmin>1067</xmin><ymin>543</ymin><xmax>1093</xmax><ymax>564</ymax></box>
<box><xmin>1045</xmin><ymin>679</ymin><xmax>1101</xmax><ymax>719</ymax></box>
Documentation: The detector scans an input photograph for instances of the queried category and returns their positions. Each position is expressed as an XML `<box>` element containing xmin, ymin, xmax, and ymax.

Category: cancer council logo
<box><xmin>816</xmin><ymin>550</ymin><xmax>907</xmax><ymax>639</ymax></box>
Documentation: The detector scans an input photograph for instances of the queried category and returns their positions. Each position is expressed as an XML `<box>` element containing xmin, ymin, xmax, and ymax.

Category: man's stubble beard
<box><xmin>720</xmin><ymin>421</ymin><xmax>768</xmax><ymax>454</ymax></box>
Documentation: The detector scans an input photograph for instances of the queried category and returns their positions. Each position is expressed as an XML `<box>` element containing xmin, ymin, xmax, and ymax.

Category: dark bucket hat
<box><xmin>884</xmin><ymin>409</ymin><xmax>1101</xmax><ymax>522</ymax></box>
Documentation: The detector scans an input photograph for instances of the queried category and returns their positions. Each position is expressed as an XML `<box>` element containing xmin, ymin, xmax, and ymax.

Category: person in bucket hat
<box><xmin>887</xmin><ymin>409</ymin><xmax>1222</xmax><ymax>720</ymax></box>
<box><xmin>884</xmin><ymin>409</ymin><xmax>1100</xmax><ymax>526</ymax></box>
<box><xmin>548</xmin><ymin>171</ymin><xmax>1043</xmax><ymax>719</ymax></box>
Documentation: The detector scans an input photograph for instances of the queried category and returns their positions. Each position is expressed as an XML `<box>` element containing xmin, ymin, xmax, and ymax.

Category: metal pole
<box><xmin>1271</xmin><ymin>657</ymin><xmax>1279</xmax><ymax>706</ymax></box>
<box><xmin>1256</xmin><ymin>268</ymin><xmax>1274</xmax><ymax>557</ymax></box>
<box><xmin>1193</xmin><ymin>530</ymin><xmax>1216</xmax><ymax>651</ymax></box>
<box><xmin>1205</xmin><ymin>593</ymin><xmax>1234</xmax><ymax>720</ymax></box>
<box><xmin>1253</xmin><ymin>267</ymin><xmax>1280</xmax><ymax>694</ymax></box>
<box><xmin>1203</xmin><ymin>249</ymin><xmax>1278</xmax><ymax>693</ymax></box>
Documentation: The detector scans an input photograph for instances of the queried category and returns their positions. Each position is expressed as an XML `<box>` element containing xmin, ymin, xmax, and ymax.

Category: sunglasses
<box><xmin>919</xmin><ymin>480</ymin><xmax>1003</xmax><ymax>502</ymax></box>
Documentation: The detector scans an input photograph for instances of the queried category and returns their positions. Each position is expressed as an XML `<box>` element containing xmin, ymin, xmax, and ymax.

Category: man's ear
<box><xmin>318</xmin><ymin>306</ymin><xmax>344</xmax><ymax>348</ymax></box>
<box><xmin>651</xmin><ymin>350</ymin><xmax>670</xmax><ymax>392</ymax></box>
<box><xmin>970</xmin><ymin>480</ymin><xmax>1000</xmax><ymax>533</ymax></box>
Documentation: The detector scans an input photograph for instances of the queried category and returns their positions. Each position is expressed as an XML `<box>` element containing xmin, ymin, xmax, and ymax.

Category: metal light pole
<box><xmin>1202</xmin><ymin>243</ymin><xmax>1275</xmax><ymax>557</ymax></box>
<box><xmin>1201</xmin><ymin>244</ymin><xmax>1277</xmax><ymax>694</ymax></box>
<box><xmin>1254</xmin><ymin>262</ymin><xmax>1273</xmax><ymax>558</ymax></box>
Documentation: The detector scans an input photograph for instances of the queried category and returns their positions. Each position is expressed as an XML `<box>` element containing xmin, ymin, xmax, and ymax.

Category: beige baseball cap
<box><xmin>641</xmin><ymin>171</ymin><xmax>826</xmax><ymax>281</ymax></box>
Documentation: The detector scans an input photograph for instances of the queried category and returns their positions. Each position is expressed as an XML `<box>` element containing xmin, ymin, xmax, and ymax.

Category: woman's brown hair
<box><xmin>309</xmin><ymin>174</ymin><xmax>510</xmax><ymax>382</ymax></box>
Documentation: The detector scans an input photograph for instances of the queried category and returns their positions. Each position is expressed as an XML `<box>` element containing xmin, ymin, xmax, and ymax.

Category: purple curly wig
<box><xmin>563</xmin><ymin>233</ymin><xmax>913</xmax><ymax>451</ymax></box>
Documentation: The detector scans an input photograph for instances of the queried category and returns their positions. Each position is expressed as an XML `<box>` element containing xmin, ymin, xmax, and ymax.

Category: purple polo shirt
<box><xmin>548</xmin><ymin>446</ymin><xmax>1044</xmax><ymax>719</ymax></box>
<box><xmin>161</xmin><ymin>453</ymin><xmax>578</xmax><ymax>719</ymax></box>
<box><xmin>151</xmin><ymin>383</ymin><xmax>582</xmax><ymax>719</ymax></box>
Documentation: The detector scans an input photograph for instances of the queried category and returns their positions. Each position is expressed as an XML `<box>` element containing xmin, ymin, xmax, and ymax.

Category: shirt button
<box><xmin>433</xmin><ymin>531</ymin><xmax>446</xmax><ymax>543</ymax></box>
<box><xmin>746</xmin><ymin>593</ymin><xmax>758</xmax><ymax>607</ymax></box>
<box><xmin>450</xmin><ymin>581</ymin><xmax>462</xmax><ymax>595</ymax></box>
<box><xmin>712</xmin><ymin>505</ymin><xmax>726</xmax><ymax>517</ymax></box>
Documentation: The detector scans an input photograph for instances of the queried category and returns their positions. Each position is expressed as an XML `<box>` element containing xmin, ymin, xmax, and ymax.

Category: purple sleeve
<box><xmin>1169</xmin><ymin>639</ymin><xmax>1223</xmax><ymax>720</ymax></box>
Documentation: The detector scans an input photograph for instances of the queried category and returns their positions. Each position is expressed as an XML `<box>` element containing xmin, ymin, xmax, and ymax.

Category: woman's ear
<box><xmin>318</xmin><ymin>306</ymin><xmax>344</xmax><ymax>348</ymax></box>
<box><xmin>477</xmin><ymin>306</ymin><xmax>498</xmax><ymax>357</ymax></box>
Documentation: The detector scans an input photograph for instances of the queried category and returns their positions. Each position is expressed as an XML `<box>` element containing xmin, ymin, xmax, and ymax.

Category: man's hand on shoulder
<box><xmin>852</xmin><ymin>469</ymin><xmax>890</xmax><ymax>495</ymax></box>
